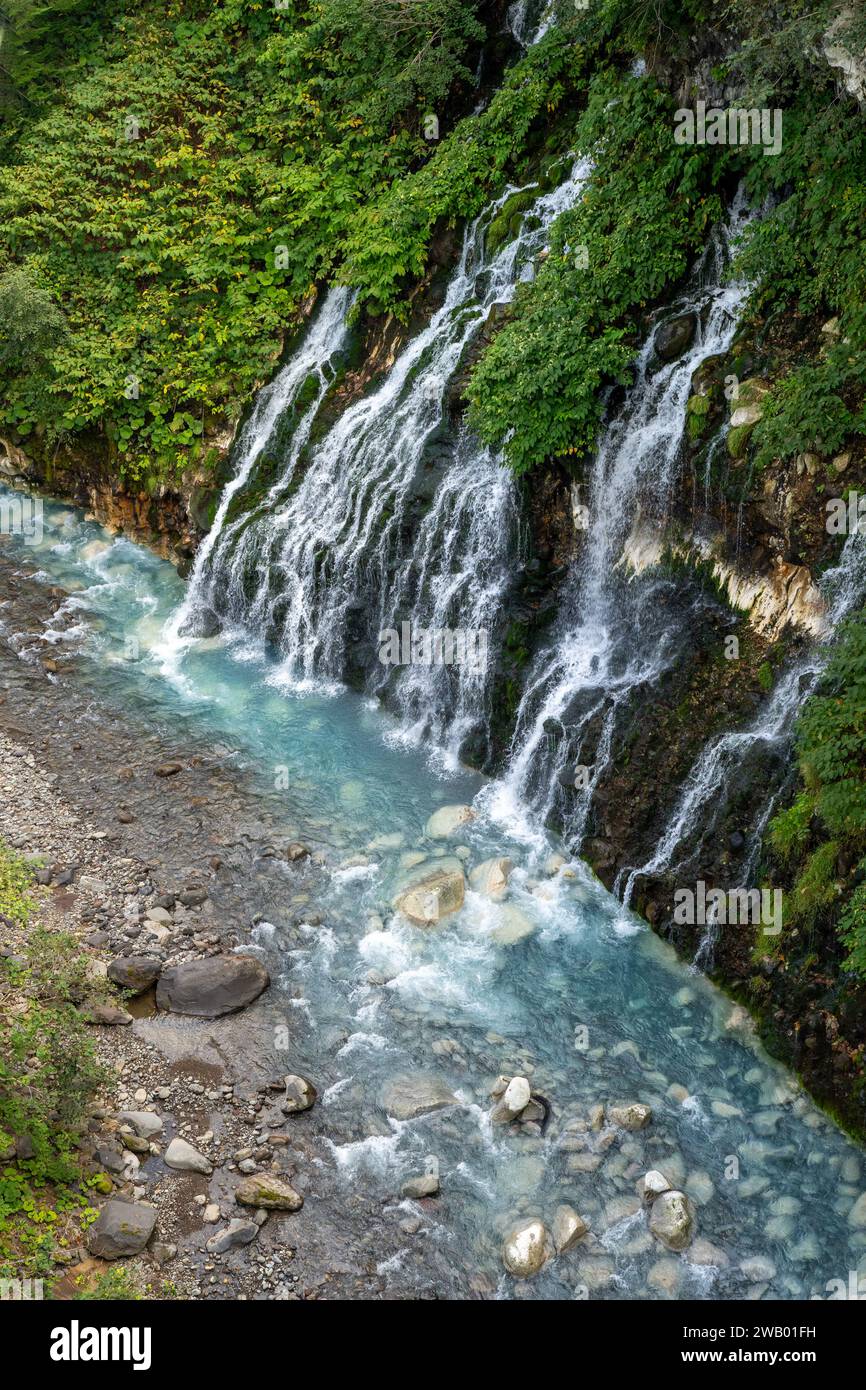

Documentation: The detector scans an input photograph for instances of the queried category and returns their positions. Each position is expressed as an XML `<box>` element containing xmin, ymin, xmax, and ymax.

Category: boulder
<box><xmin>491</xmin><ymin>1075</ymin><xmax>531</xmax><ymax>1123</ymax></box>
<box><xmin>424</xmin><ymin>804</ymin><xmax>476</xmax><ymax>838</ymax></box>
<box><xmin>282</xmin><ymin>1075</ymin><xmax>317</xmax><ymax>1114</ymax></box>
<box><xmin>164</xmin><ymin>1137</ymin><xmax>212</xmax><ymax>1175</ymax></box>
<box><xmin>235</xmin><ymin>1174</ymin><xmax>303</xmax><ymax>1212</ymax></box>
<box><xmin>156</xmin><ymin>954</ymin><xmax>269</xmax><ymax>1017</ymax></box>
<box><xmin>86</xmin><ymin>1200</ymin><xmax>156</xmax><ymax>1260</ymax></box>
<box><xmin>654</xmin><ymin>312</ymin><xmax>696</xmax><ymax>361</ymax></box>
<box><xmin>490</xmin><ymin>904</ymin><xmax>535</xmax><ymax>946</ymax></box>
<box><xmin>107</xmin><ymin>956</ymin><xmax>162</xmax><ymax>994</ymax></box>
<box><xmin>552</xmin><ymin>1204</ymin><xmax>588</xmax><ymax>1254</ymax></box>
<box><xmin>502</xmin><ymin>1219</ymin><xmax>550</xmax><ymax>1278</ymax></box>
<box><xmin>381</xmin><ymin>1073</ymin><xmax>458</xmax><ymax>1120</ymax></box>
<box><xmin>394</xmin><ymin>864</ymin><xmax>465</xmax><ymax>926</ymax></box>
<box><xmin>118</xmin><ymin>1111</ymin><xmax>163</xmax><ymax>1140</ymax></box>
<box><xmin>609</xmin><ymin>1102</ymin><xmax>652</xmax><ymax>1131</ymax></box>
<box><xmin>638</xmin><ymin>1169</ymin><xmax>671</xmax><ymax>1203</ymax></box>
<box><xmin>649</xmin><ymin>1190</ymin><xmax>696</xmax><ymax>1251</ymax></box>
<box><xmin>206</xmin><ymin>1219</ymin><xmax>259</xmax><ymax>1254</ymax></box>
<box><xmin>401</xmin><ymin>1160</ymin><xmax>440</xmax><ymax>1199</ymax></box>
<box><xmin>469</xmin><ymin>857</ymin><xmax>513</xmax><ymax>900</ymax></box>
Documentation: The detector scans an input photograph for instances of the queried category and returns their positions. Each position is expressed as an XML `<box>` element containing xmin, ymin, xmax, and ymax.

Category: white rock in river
<box><xmin>493</xmin><ymin>1076</ymin><xmax>531</xmax><ymax>1121</ymax></box>
<box><xmin>552</xmin><ymin>1204</ymin><xmax>588</xmax><ymax>1254</ymax></box>
<box><xmin>609</xmin><ymin>1102</ymin><xmax>652</xmax><ymax>1131</ymax></box>
<box><xmin>740</xmin><ymin>1255</ymin><xmax>776</xmax><ymax>1282</ymax></box>
<box><xmin>502</xmin><ymin>1219</ymin><xmax>550</xmax><ymax>1278</ymax></box>
<box><xmin>649</xmin><ymin>1190</ymin><xmax>696</xmax><ymax>1251</ymax></box>
<box><xmin>425</xmin><ymin>804</ymin><xmax>476</xmax><ymax>839</ymax></box>
<box><xmin>164</xmin><ymin>1137</ymin><xmax>212</xmax><ymax>1175</ymax></box>
<box><xmin>394</xmin><ymin>862</ymin><xmax>465</xmax><ymax>926</ymax></box>
<box><xmin>468</xmin><ymin>857</ymin><xmax>513</xmax><ymax>900</ymax></box>
<box><xmin>490</xmin><ymin>904</ymin><xmax>535</xmax><ymax>946</ymax></box>
<box><xmin>638</xmin><ymin>1170</ymin><xmax>671</xmax><ymax>1203</ymax></box>
<box><xmin>847</xmin><ymin>1191</ymin><xmax>866</xmax><ymax>1228</ymax></box>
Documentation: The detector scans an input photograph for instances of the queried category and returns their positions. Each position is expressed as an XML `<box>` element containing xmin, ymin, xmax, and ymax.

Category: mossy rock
<box><xmin>686</xmin><ymin>393</ymin><xmax>712</xmax><ymax>441</ymax></box>
<box><xmin>727</xmin><ymin>421</ymin><xmax>756</xmax><ymax>459</ymax></box>
<box><xmin>486</xmin><ymin>189</ymin><xmax>541</xmax><ymax>256</ymax></box>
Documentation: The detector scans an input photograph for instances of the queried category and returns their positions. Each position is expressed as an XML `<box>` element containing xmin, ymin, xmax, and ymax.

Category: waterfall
<box><xmin>484</xmin><ymin>194</ymin><xmax>754</xmax><ymax>846</ymax></box>
<box><xmin>621</xmin><ymin>530</ymin><xmax>866</xmax><ymax>910</ymax></box>
<box><xmin>158</xmin><ymin>285</ymin><xmax>354</xmax><ymax>680</ymax></box>
<box><xmin>188</xmin><ymin>154</ymin><xmax>591</xmax><ymax>710</ymax></box>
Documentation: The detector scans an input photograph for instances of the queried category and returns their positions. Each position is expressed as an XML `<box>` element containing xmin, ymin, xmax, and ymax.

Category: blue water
<box><xmin>2</xmin><ymin>488</ymin><xmax>865</xmax><ymax>1300</ymax></box>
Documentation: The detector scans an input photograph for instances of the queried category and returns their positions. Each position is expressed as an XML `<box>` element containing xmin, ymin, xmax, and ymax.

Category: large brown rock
<box><xmin>156</xmin><ymin>954</ymin><xmax>269</xmax><ymax>1018</ymax></box>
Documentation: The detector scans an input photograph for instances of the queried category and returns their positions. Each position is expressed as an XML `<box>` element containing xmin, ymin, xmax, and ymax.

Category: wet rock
<box><xmin>491</xmin><ymin>1075</ymin><xmax>531</xmax><ymax>1122</ymax></box>
<box><xmin>156</xmin><ymin>953</ymin><xmax>269</xmax><ymax>1017</ymax></box>
<box><xmin>282</xmin><ymin>1075</ymin><xmax>317</xmax><ymax>1114</ymax></box>
<box><xmin>552</xmin><ymin>1205</ymin><xmax>588</xmax><ymax>1254</ymax></box>
<box><xmin>469</xmin><ymin>857</ymin><xmax>513</xmax><ymax>900</ymax></box>
<box><xmin>235</xmin><ymin>1174</ymin><xmax>303</xmax><ymax>1212</ymax></box>
<box><xmin>394</xmin><ymin>864</ymin><xmax>465</xmax><ymax>926</ymax></box>
<box><xmin>638</xmin><ymin>1170</ymin><xmax>671</xmax><ymax>1203</ymax></box>
<box><xmin>847</xmin><ymin>1191</ymin><xmax>866</xmax><ymax>1228</ymax></box>
<box><xmin>649</xmin><ymin>1190</ymin><xmax>696</xmax><ymax>1252</ymax></box>
<box><xmin>402</xmin><ymin>1159</ymin><xmax>440</xmax><ymax>1199</ymax></box>
<box><xmin>609</xmin><ymin>1102</ymin><xmax>652</xmax><ymax>1131</ymax></box>
<box><xmin>424</xmin><ymin>804</ymin><xmax>476</xmax><ymax>839</ymax></box>
<box><xmin>86</xmin><ymin>1200</ymin><xmax>156</xmax><ymax>1259</ymax></box>
<box><xmin>164</xmin><ymin>1138</ymin><xmax>212</xmax><ymax>1175</ymax></box>
<box><xmin>654</xmin><ymin>312</ymin><xmax>696</xmax><ymax>361</ymax></box>
<box><xmin>381</xmin><ymin>1073</ymin><xmax>458</xmax><ymax>1120</ymax></box>
<box><xmin>688</xmin><ymin>1239</ymin><xmax>729</xmax><ymax>1267</ymax></box>
<box><xmin>154</xmin><ymin>762</ymin><xmax>183</xmax><ymax>777</ymax></box>
<box><xmin>502</xmin><ymin>1219</ymin><xmax>550</xmax><ymax>1279</ymax></box>
<box><xmin>490</xmin><ymin>904</ymin><xmax>535</xmax><ymax>946</ymax></box>
<box><xmin>740</xmin><ymin>1255</ymin><xmax>776</xmax><ymax>1282</ymax></box>
<box><xmin>284</xmin><ymin>842</ymin><xmax>311</xmax><ymax>861</ymax></box>
<box><xmin>647</xmin><ymin>1256</ymin><xmax>682</xmax><ymax>1297</ymax></box>
<box><xmin>107</xmin><ymin>955</ymin><xmax>162</xmax><ymax>994</ymax></box>
<box><xmin>206</xmin><ymin>1219</ymin><xmax>259</xmax><ymax>1254</ymax></box>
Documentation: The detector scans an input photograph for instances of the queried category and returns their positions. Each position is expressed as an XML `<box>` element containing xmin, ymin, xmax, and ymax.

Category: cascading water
<box><xmin>621</xmin><ymin>531</ymin><xmax>866</xmax><ymax>915</ymax></box>
<box><xmin>161</xmin><ymin>285</ymin><xmax>354</xmax><ymax>677</ymax></box>
<box><xmin>184</xmin><ymin>154</ymin><xmax>590</xmax><ymax>725</ymax></box>
<box><xmin>484</xmin><ymin>194</ymin><xmax>754</xmax><ymax>850</ymax></box>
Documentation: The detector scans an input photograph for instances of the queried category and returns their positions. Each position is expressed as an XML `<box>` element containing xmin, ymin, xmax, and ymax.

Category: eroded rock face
<box><xmin>86</xmin><ymin>1200</ymin><xmax>157</xmax><ymax>1259</ymax></box>
<box><xmin>649</xmin><ymin>1190</ymin><xmax>696</xmax><ymax>1251</ymax></box>
<box><xmin>155</xmin><ymin>953</ymin><xmax>269</xmax><ymax>1017</ymax></box>
<box><xmin>235</xmin><ymin>1174</ymin><xmax>303</xmax><ymax>1211</ymax></box>
<box><xmin>394</xmin><ymin>863</ymin><xmax>465</xmax><ymax>925</ymax></box>
<box><xmin>502</xmin><ymin>1219</ymin><xmax>550</xmax><ymax>1278</ymax></box>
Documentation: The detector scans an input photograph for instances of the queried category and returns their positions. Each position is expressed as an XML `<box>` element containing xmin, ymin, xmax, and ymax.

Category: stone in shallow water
<box><xmin>647</xmin><ymin>1256</ymin><xmax>682</xmax><ymax>1298</ymax></box>
<box><xmin>609</xmin><ymin>1102</ymin><xmax>652</xmax><ymax>1131</ymax></box>
<box><xmin>469</xmin><ymin>857</ymin><xmax>513</xmax><ymax>900</ymax></box>
<box><xmin>156</xmin><ymin>953</ymin><xmax>269</xmax><ymax>1017</ymax></box>
<box><xmin>425</xmin><ymin>804</ymin><xmax>476</xmax><ymax>839</ymax></box>
<box><xmin>164</xmin><ymin>1138</ymin><xmax>212</xmax><ymax>1175</ymax></box>
<box><xmin>740</xmin><ymin>1255</ymin><xmax>776</xmax><ymax>1282</ymax></box>
<box><xmin>638</xmin><ymin>1170</ymin><xmax>671</xmax><ymax>1204</ymax></box>
<box><xmin>552</xmin><ymin>1205</ymin><xmax>588</xmax><ymax>1254</ymax></box>
<box><xmin>502</xmin><ymin>1219</ymin><xmax>550</xmax><ymax>1278</ymax></box>
<box><xmin>380</xmin><ymin>1074</ymin><xmax>458</xmax><ymax>1121</ymax></box>
<box><xmin>649</xmin><ymin>1190</ymin><xmax>696</xmax><ymax>1251</ymax></box>
<box><xmin>848</xmin><ymin>1192</ymin><xmax>866</xmax><ymax>1228</ymax></box>
<box><xmin>282</xmin><ymin>1075</ymin><xmax>317</xmax><ymax>1113</ymax></box>
<box><xmin>206</xmin><ymin>1219</ymin><xmax>259</xmax><ymax>1254</ymax></box>
<box><xmin>394</xmin><ymin>863</ymin><xmax>465</xmax><ymax>926</ymax></box>
<box><xmin>490</xmin><ymin>904</ymin><xmax>535</xmax><ymax>946</ymax></box>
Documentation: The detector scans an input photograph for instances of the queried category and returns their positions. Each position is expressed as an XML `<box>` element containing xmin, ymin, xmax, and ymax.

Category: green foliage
<box><xmin>73</xmin><ymin>1265</ymin><xmax>143</xmax><ymax>1300</ymax></box>
<box><xmin>466</xmin><ymin>71</ymin><xmax>728</xmax><ymax>473</ymax></box>
<box><xmin>838</xmin><ymin>874</ymin><xmax>866</xmax><ymax>980</ymax></box>
<box><xmin>798</xmin><ymin>617</ymin><xmax>866</xmax><ymax>838</ymax></box>
<box><xmin>768</xmin><ymin>790</ymin><xmax>814</xmax><ymax>865</ymax></box>
<box><xmin>0</xmin><ymin>0</ymin><xmax>488</xmax><ymax>475</ymax></box>
<box><xmin>0</xmin><ymin>839</ymin><xmax>37</xmax><ymax>925</ymax></box>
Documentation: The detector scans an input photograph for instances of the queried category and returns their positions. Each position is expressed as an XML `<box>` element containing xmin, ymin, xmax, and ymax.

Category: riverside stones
<box><xmin>552</xmin><ymin>1205</ymin><xmax>588</xmax><ymax>1254</ymax></box>
<box><xmin>164</xmin><ymin>1137</ymin><xmax>212</xmax><ymax>1175</ymax></box>
<box><xmin>155</xmin><ymin>953</ymin><xmax>269</xmax><ymax>1017</ymax></box>
<box><xmin>206</xmin><ymin>1219</ymin><xmax>259</xmax><ymax>1254</ymax></box>
<box><xmin>235</xmin><ymin>1174</ymin><xmax>303</xmax><ymax>1211</ymax></box>
<box><xmin>381</xmin><ymin>1074</ymin><xmax>458</xmax><ymax>1121</ymax></box>
<box><xmin>117</xmin><ymin>1111</ymin><xmax>163</xmax><ymax>1140</ymax></box>
<box><xmin>107</xmin><ymin>955</ymin><xmax>161</xmax><ymax>994</ymax></box>
<box><xmin>282</xmin><ymin>1075</ymin><xmax>317</xmax><ymax>1114</ymax></box>
<box><xmin>394</xmin><ymin>861</ymin><xmax>465</xmax><ymax>926</ymax></box>
<box><xmin>502</xmin><ymin>1219</ymin><xmax>550</xmax><ymax>1278</ymax></box>
<box><xmin>649</xmin><ymin>1190</ymin><xmax>696</xmax><ymax>1252</ymax></box>
<box><xmin>638</xmin><ymin>1170</ymin><xmax>671</xmax><ymax>1204</ymax></box>
<box><xmin>86</xmin><ymin>1200</ymin><xmax>156</xmax><ymax>1259</ymax></box>
<box><xmin>491</xmin><ymin>1075</ymin><xmax>531</xmax><ymax>1123</ymax></box>
<box><xmin>468</xmin><ymin>857</ymin><xmax>513</xmax><ymax>900</ymax></box>
<box><xmin>609</xmin><ymin>1102</ymin><xmax>652</xmax><ymax>1131</ymax></box>
<box><xmin>424</xmin><ymin>804</ymin><xmax>476</xmax><ymax>838</ymax></box>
